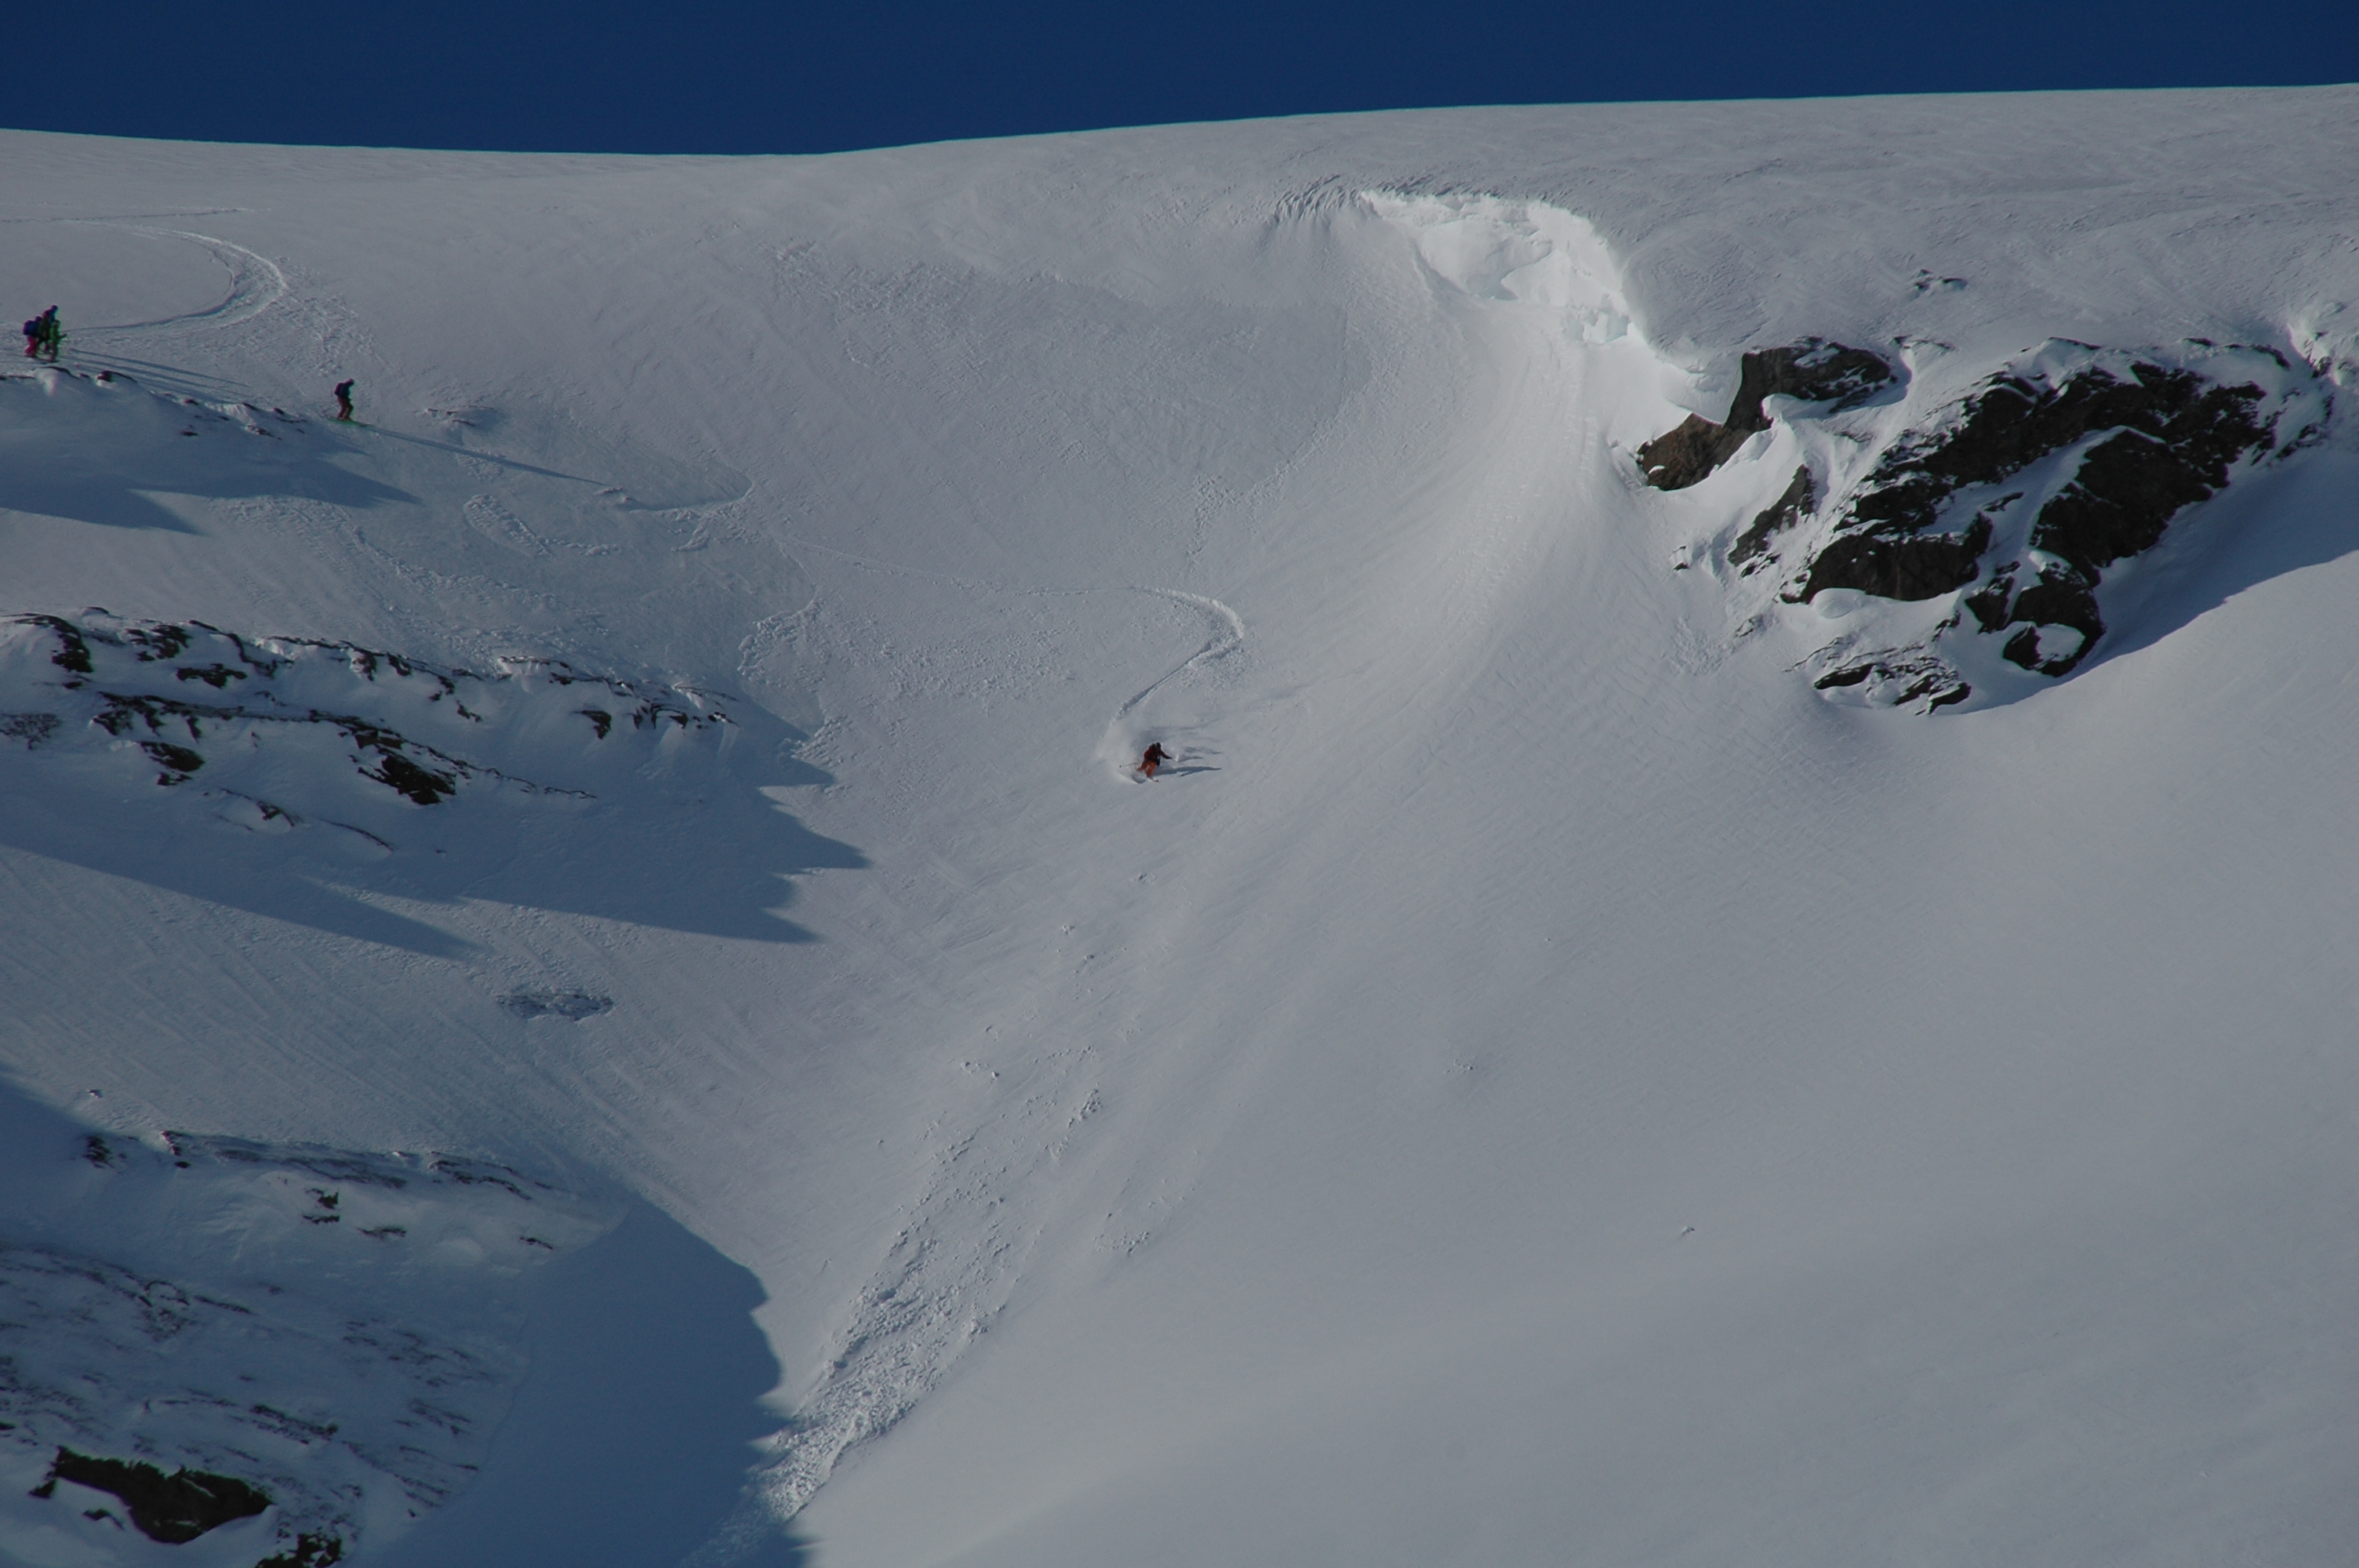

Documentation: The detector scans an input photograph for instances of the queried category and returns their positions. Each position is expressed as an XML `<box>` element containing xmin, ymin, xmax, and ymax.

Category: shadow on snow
<box><xmin>0</xmin><ymin>1079</ymin><xmax>815</xmax><ymax>1567</ymax></box>
<box><xmin>0</xmin><ymin>706</ymin><xmax>864</xmax><ymax>957</ymax></box>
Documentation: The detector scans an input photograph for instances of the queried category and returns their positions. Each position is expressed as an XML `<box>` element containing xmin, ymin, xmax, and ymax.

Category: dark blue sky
<box><xmin>10</xmin><ymin>1</ymin><xmax>2354</xmax><ymax>154</ymax></box>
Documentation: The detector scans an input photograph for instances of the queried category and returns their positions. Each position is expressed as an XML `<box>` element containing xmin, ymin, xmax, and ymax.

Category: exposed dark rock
<box><xmin>1809</xmin><ymin>652</ymin><xmax>1969</xmax><ymax>710</ymax></box>
<box><xmin>96</xmin><ymin>691</ymin><xmax>234</xmax><ymax>740</ymax></box>
<box><xmin>124</xmin><ymin>623</ymin><xmax>191</xmax><ymax>662</ymax></box>
<box><xmin>5</xmin><ymin>615</ymin><xmax>722</xmax><ymax>814</ymax></box>
<box><xmin>138</xmin><ymin>740</ymin><xmax>205</xmax><ymax>782</ymax></box>
<box><xmin>255</xmin><ymin>1533</ymin><xmax>345</xmax><ymax>1568</ymax></box>
<box><xmin>1637</xmin><ymin>416</ymin><xmax>1752</xmax><ymax>492</ymax></box>
<box><xmin>1638</xmin><ymin>339</ymin><xmax>1895</xmax><ymax>490</ymax></box>
<box><xmin>1</xmin><ymin>712</ymin><xmax>60</xmax><ymax>746</ymax></box>
<box><xmin>1831</xmin><ymin>361</ymin><xmax>2270</xmax><ymax>543</ymax></box>
<box><xmin>1961</xmin><ymin>567</ymin><xmax>2017</xmax><ymax>632</ymax></box>
<box><xmin>1997</xmin><ymin>565</ymin><xmax>2106</xmax><ymax>675</ymax></box>
<box><xmin>1778</xmin><ymin>347</ymin><xmax>2292</xmax><ymax>695</ymax></box>
<box><xmin>500</xmin><ymin>989</ymin><xmax>614</xmax><ymax>1021</ymax></box>
<box><xmin>20</xmin><ymin>614</ymin><xmax>94</xmax><ymax>674</ymax></box>
<box><xmin>366</xmin><ymin>752</ymin><xmax>457</xmax><ymax>806</ymax></box>
<box><xmin>2027</xmin><ymin>429</ymin><xmax>2211</xmax><ymax>572</ymax></box>
<box><xmin>1796</xmin><ymin>519</ymin><xmax>1990</xmax><ymax>603</ymax></box>
<box><xmin>1729</xmin><ymin>465</ymin><xmax>1815</xmax><ymax>569</ymax></box>
<box><xmin>39</xmin><ymin>1447</ymin><xmax>271</xmax><ymax>1543</ymax></box>
<box><xmin>169</xmin><ymin>1132</ymin><xmax>413</xmax><ymax>1189</ymax></box>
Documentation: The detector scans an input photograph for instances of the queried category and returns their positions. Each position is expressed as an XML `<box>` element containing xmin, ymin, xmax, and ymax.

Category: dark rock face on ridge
<box><xmin>1651</xmin><ymin>336</ymin><xmax>2322</xmax><ymax>711</ymax></box>
<box><xmin>1637</xmin><ymin>339</ymin><xmax>1895</xmax><ymax>490</ymax></box>
<box><xmin>1791</xmin><ymin>354</ymin><xmax>2281</xmax><ymax>675</ymax></box>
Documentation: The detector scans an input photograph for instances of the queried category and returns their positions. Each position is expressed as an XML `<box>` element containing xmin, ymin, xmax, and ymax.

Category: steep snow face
<box><xmin>2</xmin><ymin>89</ymin><xmax>2357</xmax><ymax>1568</ymax></box>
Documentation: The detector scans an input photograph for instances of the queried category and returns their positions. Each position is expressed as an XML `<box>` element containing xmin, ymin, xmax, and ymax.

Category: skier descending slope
<box><xmin>1137</xmin><ymin>742</ymin><xmax>1169</xmax><ymax>779</ymax></box>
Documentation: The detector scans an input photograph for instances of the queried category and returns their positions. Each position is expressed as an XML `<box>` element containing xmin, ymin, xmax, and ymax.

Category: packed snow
<box><xmin>1</xmin><ymin>85</ymin><xmax>2355</xmax><ymax>1566</ymax></box>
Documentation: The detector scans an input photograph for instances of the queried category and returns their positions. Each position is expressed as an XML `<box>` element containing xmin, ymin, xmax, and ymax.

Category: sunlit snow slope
<box><xmin>2</xmin><ymin>86</ymin><xmax>2356</xmax><ymax>1567</ymax></box>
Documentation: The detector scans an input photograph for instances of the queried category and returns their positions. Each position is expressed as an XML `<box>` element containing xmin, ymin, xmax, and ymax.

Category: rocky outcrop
<box><xmin>35</xmin><ymin>1449</ymin><xmax>271</xmax><ymax>1544</ymax></box>
<box><xmin>0</xmin><ymin>611</ymin><xmax>728</xmax><ymax>824</ymax></box>
<box><xmin>1637</xmin><ymin>339</ymin><xmax>1894</xmax><ymax>490</ymax></box>
<box><xmin>1809</xmin><ymin>650</ymin><xmax>1970</xmax><ymax>711</ymax></box>
<box><xmin>1728</xmin><ymin>465</ymin><xmax>1814</xmax><ymax>571</ymax></box>
<box><xmin>1798</xmin><ymin>517</ymin><xmax>1992</xmax><ymax>603</ymax></box>
<box><xmin>1669</xmin><ymin>338</ymin><xmax>2323</xmax><ymax>711</ymax></box>
<box><xmin>1783</xmin><ymin>351</ymin><xmax>2284</xmax><ymax>676</ymax></box>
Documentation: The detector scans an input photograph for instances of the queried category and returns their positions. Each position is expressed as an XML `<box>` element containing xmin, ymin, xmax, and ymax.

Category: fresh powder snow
<box><xmin>1</xmin><ymin>85</ymin><xmax>2355</xmax><ymax>1567</ymax></box>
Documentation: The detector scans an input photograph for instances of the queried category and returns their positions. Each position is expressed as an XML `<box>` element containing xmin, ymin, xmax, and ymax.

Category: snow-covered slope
<box><xmin>2</xmin><ymin>86</ymin><xmax>2355</xmax><ymax>1566</ymax></box>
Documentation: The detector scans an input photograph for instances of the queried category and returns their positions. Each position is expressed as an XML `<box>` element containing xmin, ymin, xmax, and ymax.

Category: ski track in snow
<box><xmin>758</xmin><ymin>534</ymin><xmax>1248</xmax><ymax>779</ymax></box>
<box><xmin>86</xmin><ymin>227</ymin><xmax>291</xmax><ymax>335</ymax></box>
<box><xmin>729</xmin><ymin>550</ymin><xmax>1249</xmax><ymax>1522</ymax></box>
<box><xmin>0</xmin><ymin>216</ymin><xmax>293</xmax><ymax>336</ymax></box>
<box><xmin>1113</xmin><ymin>590</ymin><xmax>1249</xmax><ymax>717</ymax></box>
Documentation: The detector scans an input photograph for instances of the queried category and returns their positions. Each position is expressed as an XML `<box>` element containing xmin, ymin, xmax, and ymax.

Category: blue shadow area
<box><xmin>0</xmin><ymin>1078</ymin><xmax>813</xmax><ymax>1566</ymax></box>
<box><xmin>0</xmin><ymin>703</ymin><xmax>862</xmax><ymax>956</ymax></box>
<box><xmin>0</xmin><ymin>365</ymin><xmax>415</xmax><ymax>532</ymax></box>
<box><xmin>371</xmin><ymin>1201</ymin><xmax>812</xmax><ymax>1568</ymax></box>
<box><xmin>0</xmin><ymin>783</ymin><xmax>481</xmax><ymax>957</ymax></box>
<box><xmin>2085</xmin><ymin>448</ymin><xmax>2359</xmax><ymax>672</ymax></box>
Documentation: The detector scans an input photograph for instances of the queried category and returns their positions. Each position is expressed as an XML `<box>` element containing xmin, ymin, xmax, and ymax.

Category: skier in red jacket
<box><xmin>1138</xmin><ymin>742</ymin><xmax>1169</xmax><ymax>779</ymax></box>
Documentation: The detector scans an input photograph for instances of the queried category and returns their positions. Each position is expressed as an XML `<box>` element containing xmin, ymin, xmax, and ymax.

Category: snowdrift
<box><xmin>1</xmin><ymin>86</ymin><xmax>2355</xmax><ymax>1567</ymax></box>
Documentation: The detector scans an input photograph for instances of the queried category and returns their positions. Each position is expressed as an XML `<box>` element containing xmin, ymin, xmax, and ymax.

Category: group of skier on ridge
<box><xmin>20</xmin><ymin>307</ymin><xmax>60</xmax><ymax>361</ymax></box>
<box><xmin>17</xmin><ymin>303</ymin><xmax>359</xmax><ymax>426</ymax></box>
<box><xmin>16</xmin><ymin>300</ymin><xmax>361</xmax><ymax>423</ymax></box>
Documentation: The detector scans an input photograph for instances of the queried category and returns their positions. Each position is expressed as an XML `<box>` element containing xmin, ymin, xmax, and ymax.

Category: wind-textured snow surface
<box><xmin>2</xmin><ymin>86</ymin><xmax>2356</xmax><ymax>1566</ymax></box>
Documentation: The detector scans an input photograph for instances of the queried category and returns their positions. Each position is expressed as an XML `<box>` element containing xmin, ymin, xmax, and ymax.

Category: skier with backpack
<box><xmin>333</xmin><ymin>379</ymin><xmax>355</xmax><ymax>421</ymax></box>
<box><xmin>23</xmin><ymin>307</ymin><xmax>59</xmax><ymax>361</ymax></box>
